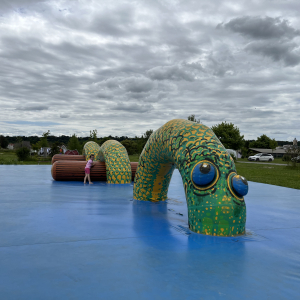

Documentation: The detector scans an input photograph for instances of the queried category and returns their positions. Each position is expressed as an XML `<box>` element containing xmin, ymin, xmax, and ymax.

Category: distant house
<box><xmin>7</xmin><ymin>143</ymin><xmax>14</xmax><ymax>150</ymax></box>
<box><xmin>60</xmin><ymin>145</ymin><xmax>67</xmax><ymax>154</ymax></box>
<box><xmin>38</xmin><ymin>147</ymin><xmax>51</xmax><ymax>156</ymax></box>
<box><xmin>13</xmin><ymin>141</ymin><xmax>32</xmax><ymax>150</ymax></box>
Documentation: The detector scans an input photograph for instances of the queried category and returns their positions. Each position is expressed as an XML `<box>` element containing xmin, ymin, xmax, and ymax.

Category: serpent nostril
<box><xmin>232</xmin><ymin>175</ymin><xmax>248</xmax><ymax>197</ymax></box>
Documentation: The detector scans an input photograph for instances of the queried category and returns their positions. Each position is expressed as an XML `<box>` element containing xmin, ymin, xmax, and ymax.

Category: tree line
<box><xmin>1</xmin><ymin>115</ymin><xmax>298</xmax><ymax>158</ymax></box>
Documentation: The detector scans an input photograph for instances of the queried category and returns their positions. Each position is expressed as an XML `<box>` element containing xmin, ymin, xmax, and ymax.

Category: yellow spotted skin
<box><xmin>99</xmin><ymin>140</ymin><xmax>131</xmax><ymax>184</ymax></box>
<box><xmin>133</xmin><ymin>119</ymin><xmax>247</xmax><ymax>237</ymax></box>
<box><xmin>82</xmin><ymin>141</ymin><xmax>101</xmax><ymax>161</ymax></box>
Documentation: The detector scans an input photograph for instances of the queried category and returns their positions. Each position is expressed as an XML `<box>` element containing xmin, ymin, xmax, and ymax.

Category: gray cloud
<box><xmin>245</xmin><ymin>41</ymin><xmax>300</xmax><ymax>66</ymax></box>
<box><xmin>121</xmin><ymin>77</ymin><xmax>154</xmax><ymax>93</ymax></box>
<box><xmin>87</xmin><ymin>5</ymin><xmax>136</xmax><ymax>37</ymax></box>
<box><xmin>15</xmin><ymin>105</ymin><xmax>49</xmax><ymax>111</ymax></box>
<box><xmin>271</xmin><ymin>131</ymin><xmax>286</xmax><ymax>134</ymax></box>
<box><xmin>0</xmin><ymin>1</ymin><xmax>299</xmax><ymax>141</ymax></box>
<box><xmin>0</xmin><ymin>0</ymin><xmax>45</xmax><ymax>13</ymax></box>
<box><xmin>126</xmin><ymin>92</ymin><xmax>150</xmax><ymax>100</ymax></box>
<box><xmin>96</xmin><ymin>91</ymin><xmax>113</xmax><ymax>99</ymax></box>
<box><xmin>102</xmin><ymin>77</ymin><xmax>154</xmax><ymax>93</ymax></box>
<box><xmin>60</xmin><ymin>114</ymin><xmax>70</xmax><ymax>118</ymax></box>
<box><xmin>147</xmin><ymin>65</ymin><xmax>194</xmax><ymax>81</ymax></box>
<box><xmin>183</xmin><ymin>61</ymin><xmax>204</xmax><ymax>71</ymax></box>
<box><xmin>111</xmin><ymin>103</ymin><xmax>153</xmax><ymax>113</ymax></box>
<box><xmin>221</xmin><ymin>16</ymin><xmax>300</xmax><ymax>40</ymax></box>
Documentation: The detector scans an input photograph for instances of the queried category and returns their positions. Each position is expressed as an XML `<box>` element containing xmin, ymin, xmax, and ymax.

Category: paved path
<box><xmin>236</xmin><ymin>161</ymin><xmax>287</xmax><ymax>166</ymax></box>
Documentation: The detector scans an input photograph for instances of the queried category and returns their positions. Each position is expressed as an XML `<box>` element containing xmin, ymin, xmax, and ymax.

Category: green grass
<box><xmin>236</xmin><ymin>162</ymin><xmax>300</xmax><ymax>190</ymax></box>
<box><xmin>1</xmin><ymin>149</ymin><xmax>299</xmax><ymax>189</ymax></box>
<box><xmin>128</xmin><ymin>154</ymin><xmax>140</xmax><ymax>162</ymax></box>
<box><xmin>0</xmin><ymin>149</ymin><xmax>19</xmax><ymax>164</ymax></box>
<box><xmin>0</xmin><ymin>149</ymin><xmax>51</xmax><ymax>165</ymax></box>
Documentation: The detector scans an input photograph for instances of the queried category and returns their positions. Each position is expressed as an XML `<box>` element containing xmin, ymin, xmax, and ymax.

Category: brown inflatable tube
<box><xmin>51</xmin><ymin>154</ymin><xmax>85</xmax><ymax>164</ymax></box>
<box><xmin>51</xmin><ymin>161</ymin><xmax>138</xmax><ymax>182</ymax></box>
<box><xmin>130</xmin><ymin>162</ymin><xmax>138</xmax><ymax>181</ymax></box>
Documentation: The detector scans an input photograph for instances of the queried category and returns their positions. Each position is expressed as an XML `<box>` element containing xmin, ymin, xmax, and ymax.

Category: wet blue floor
<box><xmin>0</xmin><ymin>166</ymin><xmax>299</xmax><ymax>299</ymax></box>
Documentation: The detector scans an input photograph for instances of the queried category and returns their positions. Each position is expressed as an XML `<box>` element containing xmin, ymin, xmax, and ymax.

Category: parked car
<box><xmin>248</xmin><ymin>153</ymin><xmax>274</xmax><ymax>162</ymax></box>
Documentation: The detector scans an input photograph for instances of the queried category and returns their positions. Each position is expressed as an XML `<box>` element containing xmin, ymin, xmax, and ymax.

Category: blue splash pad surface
<box><xmin>0</xmin><ymin>166</ymin><xmax>299</xmax><ymax>300</ymax></box>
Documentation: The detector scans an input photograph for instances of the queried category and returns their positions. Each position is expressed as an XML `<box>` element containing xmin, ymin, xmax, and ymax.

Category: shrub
<box><xmin>241</xmin><ymin>147</ymin><xmax>248</xmax><ymax>159</ymax></box>
<box><xmin>49</xmin><ymin>142</ymin><xmax>61</xmax><ymax>157</ymax></box>
<box><xmin>291</xmin><ymin>156</ymin><xmax>300</xmax><ymax>163</ymax></box>
<box><xmin>285</xmin><ymin>145</ymin><xmax>300</xmax><ymax>167</ymax></box>
<box><xmin>282</xmin><ymin>155</ymin><xmax>291</xmax><ymax>162</ymax></box>
<box><xmin>16</xmin><ymin>147</ymin><xmax>30</xmax><ymax>161</ymax></box>
<box><xmin>68</xmin><ymin>134</ymin><xmax>82</xmax><ymax>153</ymax></box>
<box><xmin>121</xmin><ymin>139</ymin><xmax>138</xmax><ymax>155</ymax></box>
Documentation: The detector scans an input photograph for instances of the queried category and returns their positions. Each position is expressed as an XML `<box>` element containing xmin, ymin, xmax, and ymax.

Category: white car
<box><xmin>248</xmin><ymin>153</ymin><xmax>274</xmax><ymax>162</ymax></box>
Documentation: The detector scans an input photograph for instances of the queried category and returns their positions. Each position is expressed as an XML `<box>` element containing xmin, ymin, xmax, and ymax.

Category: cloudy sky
<box><xmin>0</xmin><ymin>0</ymin><xmax>299</xmax><ymax>140</ymax></box>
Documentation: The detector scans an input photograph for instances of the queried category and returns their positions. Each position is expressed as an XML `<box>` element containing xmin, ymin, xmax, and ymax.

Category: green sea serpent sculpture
<box><xmin>99</xmin><ymin>140</ymin><xmax>131</xmax><ymax>184</ymax></box>
<box><xmin>82</xmin><ymin>141</ymin><xmax>101</xmax><ymax>161</ymax></box>
<box><xmin>133</xmin><ymin>119</ymin><xmax>248</xmax><ymax>237</ymax></box>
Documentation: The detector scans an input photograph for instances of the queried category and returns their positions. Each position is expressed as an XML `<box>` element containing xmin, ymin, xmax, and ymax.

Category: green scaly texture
<box><xmin>82</xmin><ymin>141</ymin><xmax>101</xmax><ymax>161</ymax></box>
<box><xmin>99</xmin><ymin>140</ymin><xmax>131</xmax><ymax>184</ymax></box>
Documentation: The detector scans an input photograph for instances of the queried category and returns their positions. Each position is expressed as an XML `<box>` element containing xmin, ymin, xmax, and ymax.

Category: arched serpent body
<box><xmin>133</xmin><ymin>119</ymin><xmax>247</xmax><ymax>237</ymax></box>
<box><xmin>82</xmin><ymin>141</ymin><xmax>100</xmax><ymax>161</ymax></box>
<box><xmin>99</xmin><ymin>140</ymin><xmax>131</xmax><ymax>184</ymax></box>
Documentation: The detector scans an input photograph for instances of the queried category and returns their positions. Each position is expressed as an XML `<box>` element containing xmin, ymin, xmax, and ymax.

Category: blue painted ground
<box><xmin>0</xmin><ymin>165</ymin><xmax>299</xmax><ymax>299</ymax></box>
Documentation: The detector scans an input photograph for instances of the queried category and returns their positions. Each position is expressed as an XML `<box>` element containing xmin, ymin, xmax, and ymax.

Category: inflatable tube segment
<box><xmin>133</xmin><ymin>119</ymin><xmax>248</xmax><ymax>237</ymax></box>
<box><xmin>51</xmin><ymin>161</ymin><xmax>138</xmax><ymax>181</ymax></box>
<box><xmin>130</xmin><ymin>162</ymin><xmax>138</xmax><ymax>182</ymax></box>
<box><xmin>82</xmin><ymin>141</ymin><xmax>100</xmax><ymax>161</ymax></box>
<box><xmin>51</xmin><ymin>154</ymin><xmax>85</xmax><ymax>164</ymax></box>
<box><xmin>99</xmin><ymin>140</ymin><xmax>131</xmax><ymax>184</ymax></box>
<box><xmin>52</xmin><ymin>161</ymin><xmax>106</xmax><ymax>181</ymax></box>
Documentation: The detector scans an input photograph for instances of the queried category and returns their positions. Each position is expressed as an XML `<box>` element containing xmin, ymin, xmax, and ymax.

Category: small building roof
<box><xmin>249</xmin><ymin>148</ymin><xmax>287</xmax><ymax>154</ymax></box>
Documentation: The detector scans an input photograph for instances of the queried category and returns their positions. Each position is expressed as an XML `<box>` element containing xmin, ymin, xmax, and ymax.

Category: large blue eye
<box><xmin>232</xmin><ymin>175</ymin><xmax>248</xmax><ymax>197</ymax></box>
<box><xmin>192</xmin><ymin>162</ymin><xmax>216</xmax><ymax>186</ymax></box>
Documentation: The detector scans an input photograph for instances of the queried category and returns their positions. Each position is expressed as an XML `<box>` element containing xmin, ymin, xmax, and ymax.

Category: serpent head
<box><xmin>171</xmin><ymin>122</ymin><xmax>248</xmax><ymax>236</ymax></box>
<box><xmin>134</xmin><ymin>119</ymin><xmax>248</xmax><ymax>236</ymax></box>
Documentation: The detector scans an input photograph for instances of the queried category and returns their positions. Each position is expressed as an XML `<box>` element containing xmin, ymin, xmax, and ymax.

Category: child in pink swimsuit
<box><xmin>84</xmin><ymin>154</ymin><xmax>96</xmax><ymax>184</ymax></box>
